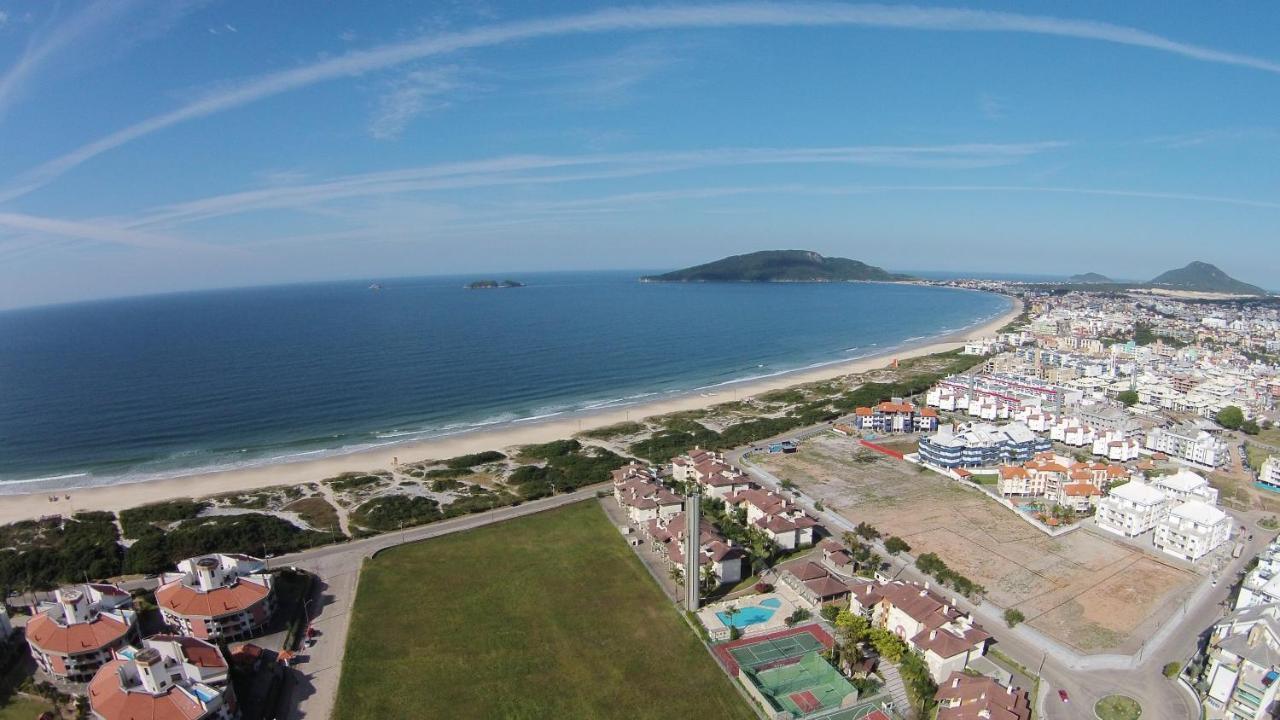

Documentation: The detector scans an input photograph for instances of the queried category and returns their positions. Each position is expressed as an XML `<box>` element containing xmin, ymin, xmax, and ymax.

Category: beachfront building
<box><xmin>1261</xmin><ymin>457</ymin><xmax>1280</xmax><ymax>493</ymax></box>
<box><xmin>642</xmin><ymin>512</ymin><xmax>746</xmax><ymax>587</ymax></box>
<box><xmin>934</xmin><ymin>672</ymin><xmax>1031</xmax><ymax>720</ymax></box>
<box><xmin>995</xmin><ymin>452</ymin><xmax>1070</xmax><ymax>498</ymax></box>
<box><xmin>849</xmin><ymin>579</ymin><xmax>990</xmax><ymax>682</ymax></box>
<box><xmin>87</xmin><ymin>635</ymin><xmax>237</xmax><ymax>720</ymax></box>
<box><xmin>917</xmin><ymin>422</ymin><xmax>1051</xmax><ymax>469</ymax></box>
<box><xmin>1154</xmin><ymin>500</ymin><xmax>1232</xmax><ymax>562</ymax></box>
<box><xmin>1202</xmin><ymin>604</ymin><xmax>1280</xmax><ymax>720</ymax></box>
<box><xmin>612</xmin><ymin>467</ymin><xmax>683</xmax><ymax>523</ymax></box>
<box><xmin>26</xmin><ymin>584</ymin><xmax>139</xmax><ymax>683</ymax></box>
<box><xmin>723</xmin><ymin>488</ymin><xmax>817</xmax><ymax>550</ymax></box>
<box><xmin>671</xmin><ymin>448</ymin><xmax>752</xmax><ymax>499</ymax></box>
<box><xmin>1095</xmin><ymin>481</ymin><xmax>1169</xmax><ymax>537</ymax></box>
<box><xmin>1154</xmin><ymin>469</ymin><xmax>1220</xmax><ymax>505</ymax></box>
<box><xmin>851</xmin><ymin>400</ymin><xmax>939</xmax><ymax>434</ymax></box>
<box><xmin>1237</xmin><ymin>539</ymin><xmax>1280</xmax><ymax>610</ymax></box>
<box><xmin>1146</xmin><ymin>424</ymin><xmax>1229</xmax><ymax>468</ymax></box>
<box><xmin>156</xmin><ymin>555</ymin><xmax>275</xmax><ymax>643</ymax></box>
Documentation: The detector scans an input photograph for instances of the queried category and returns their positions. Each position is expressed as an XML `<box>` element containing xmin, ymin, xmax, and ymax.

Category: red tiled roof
<box><xmin>88</xmin><ymin>660</ymin><xmax>207</xmax><ymax>720</ymax></box>
<box><xmin>935</xmin><ymin>672</ymin><xmax>1030</xmax><ymax>720</ymax></box>
<box><xmin>27</xmin><ymin>612</ymin><xmax>130</xmax><ymax>656</ymax></box>
<box><xmin>156</xmin><ymin>578</ymin><xmax>270</xmax><ymax>620</ymax></box>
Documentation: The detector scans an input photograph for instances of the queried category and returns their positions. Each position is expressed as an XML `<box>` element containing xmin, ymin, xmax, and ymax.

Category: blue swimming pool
<box><xmin>716</xmin><ymin>597</ymin><xmax>784</xmax><ymax>628</ymax></box>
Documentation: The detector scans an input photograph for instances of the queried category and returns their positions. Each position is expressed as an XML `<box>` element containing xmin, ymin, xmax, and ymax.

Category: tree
<box><xmin>820</xmin><ymin>605</ymin><xmax>841</xmax><ymax>622</ymax></box>
<box><xmin>1004</xmin><ymin>608</ymin><xmax>1025</xmax><ymax>628</ymax></box>
<box><xmin>834</xmin><ymin>611</ymin><xmax>870</xmax><ymax>645</ymax></box>
<box><xmin>1163</xmin><ymin>662</ymin><xmax>1181</xmax><ymax>678</ymax></box>
<box><xmin>1117</xmin><ymin>389</ymin><xmax>1139</xmax><ymax>407</ymax></box>
<box><xmin>1217</xmin><ymin>405</ymin><xmax>1245</xmax><ymax>431</ymax></box>
<box><xmin>884</xmin><ymin>536</ymin><xmax>911</xmax><ymax>555</ymax></box>
<box><xmin>854</xmin><ymin>522</ymin><xmax>881</xmax><ymax>541</ymax></box>
<box><xmin>899</xmin><ymin>650</ymin><xmax>938</xmax><ymax>715</ymax></box>
<box><xmin>1242</xmin><ymin>419</ymin><xmax>1260</xmax><ymax>436</ymax></box>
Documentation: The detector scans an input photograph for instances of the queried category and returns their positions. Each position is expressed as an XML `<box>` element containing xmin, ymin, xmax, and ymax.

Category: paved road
<box><xmin>731</xmin><ymin>442</ymin><xmax>1270</xmax><ymax>720</ymax></box>
<box><xmin>268</xmin><ymin>486</ymin><xmax>605</xmax><ymax>719</ymax></box>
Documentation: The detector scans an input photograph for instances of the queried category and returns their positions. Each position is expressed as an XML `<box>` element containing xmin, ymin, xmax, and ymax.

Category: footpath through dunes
<box><xmin>332</xmin><ymin>500</ymin><xmax>755</xmax><ymax>720</ymax></box>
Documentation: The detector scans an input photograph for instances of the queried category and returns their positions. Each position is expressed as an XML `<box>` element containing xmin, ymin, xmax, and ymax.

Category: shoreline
<box><xmin>0</xmin><ymin>295</ymin><xmax>1021</xmax><ymax>526</ymax></box>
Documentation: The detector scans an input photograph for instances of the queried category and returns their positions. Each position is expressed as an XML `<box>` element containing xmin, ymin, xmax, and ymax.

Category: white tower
<box><xmin>684</xmin><ymin>492</ymin><xmax>700</xmax><ymax>611</ymax></box>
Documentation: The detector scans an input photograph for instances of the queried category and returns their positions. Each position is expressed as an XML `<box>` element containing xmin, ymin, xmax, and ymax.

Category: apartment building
<box><xmin>918</xmin><ymin>422</ymin><xmax>1052</xmax><ymax>469</ymax></box>
<box><xmin>1261</xmin><ymin>457</ymin><xmax>1280</xmax><ymax>493</ymax></box>
<box><xmin>852</xmin><ymin>400</ymin><xmax>939</xmax><ymax>433</ymax></box>
<box><xmin>849</xmin><ymin>580</ymin><xmax>990</xmax><ymax>682</ymax></box>
<box><xmin>1154</xmin><ymin>500</ymin><xmax>1232</xmax><ymax>562</ymax></box>
<box><xmin>26</xmin><ymin>584</ymin><xmax>139</xmax><ymax>683</ymax></box>
<box><xmin>612</xmin><ymin>470</ymin><xmax>683</xmax><ymax>524</ymax></box>
<box><xmin>934</xmin><ymin>672</ymin><xmax>1031</xmax><ymax>720</ymax></box>
<box><xmin>1238</xmin><ymin>540</ymin><xmax>1280</xmax><ymax>609</ymax></box>
<box><xmin>1146</xmin><ymin>424</ymin><xmax>1229</xmax><ymax>468</ymax></box>
<box><xmin>671</xmin><ymin>448</ymin><xmax>752</xmax><ymax>499</ymax></box>
<box><xmin>156</xmin><ymin>555</ymin><xmax>275</xmax><ymax>643</ymax></box>
<box><xmin>1096</xmin><ymin>481</ymin><xmax>1168</xmax><ymax>537</ymax></box>
<box><xmin>643</xmin><ymin>511</ymin><xmax>746</xmax><ymax>587</ymax></box>
<box><xmin>1203</xmin><ymin>604</ymin><xmax>1280</xmax><ymax>720</ymax></box>
<box><xmin>87</xmin><ymin>635</ymin><xmax>237</xmax><ymax>720</ymax></box>
<box><xmin>723</xmin><ymin>488</ymin><xmax>817</xmax><ymax>550</ymax></box>
<box><xmin>1155</xmin><ymin>469</ymin><xmax>1220</xmax><ymax>505</ymax></box>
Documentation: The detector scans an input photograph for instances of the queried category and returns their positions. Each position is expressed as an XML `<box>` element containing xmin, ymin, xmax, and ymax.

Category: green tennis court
<box><xmin>742</xmin><ymin>652</ymin><xmax>857</xmax><ymax>716</ymax></box>
<box><xmin>727</xmin><ymin>631</ymin><xmax>826</xmax><ymax>670</ymax></box>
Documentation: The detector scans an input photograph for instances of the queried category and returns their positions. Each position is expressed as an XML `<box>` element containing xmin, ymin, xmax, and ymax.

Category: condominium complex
<box><xmin>26</xmin><ymin>584</ymin><xmax>139</xmax><ymax>683</ymax></box>
<box><xmin>1153</xmin><ymin>500</ymin><xmax>1232</xmax><ymax>562</ymax></box>
<box><xmin>1238</xmin><ymin>539</ymin><xmax>1280</xmax><ymax>610</ymax></box>
<box><xmin>1155</xmin><ymin>468</ymin><xmax>1220</xmax><ymax>505</ymax></box>
<box><xmin>156</xmin><ymin>554</ymin><xmax>275</xmax><ymax>643</ymax></box>
<box><xmin>1203</xmin><ymin>604</ymin><xmax>1280</xmax><ymax>720</ymax></box>
<box><xmin>852</xmin><ymin>400</ymin><xmax>939</xmax><ymax>433</ymax></box>
<box><xmin>918</xmin><ymin>422</ymin><xmax>1052</xmax><ymax>469</ymax></box>
<box><xmin>1146</xmin><ymin>424</ymin><xmax>1229</xmax><ymax>468</ymax></box>
<box><xmin>87</xmin><ymin>635</ymin><xmax>238</xmax><ymax>720</ymax></box>
<box><xmin>849</xmin><ymin>579</ymin><xmax>991</xmax><ymax>682</ymax></box>
<box><xmin>934</xmin><ymin>672</ymin><xmax>1031</xmax><ymax>720</ymax></box>
<box><xmin>1261</xmin><ymin>456</ymin><xmax>1280</xmax><ymax>493</ymax></box>
<box><xmin>1095</xmin><ymin>481</ymin><xmax>1169</xmax><ymax>537</ymax></box>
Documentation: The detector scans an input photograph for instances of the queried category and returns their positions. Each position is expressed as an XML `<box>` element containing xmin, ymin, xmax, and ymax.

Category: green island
<box><xmin>332</xmin><ymin>501</ymin><xmax>754</xmax><ymax>719</ymax></box>
<box><xmin>466</xmin><ymin>279</ymin><xmax>525</xmax><ymax>289</ymax></box>
<box><xmin>641</xmin><ymin>249</ymin><xmax>912</xmax><ymax>283</ymax></box>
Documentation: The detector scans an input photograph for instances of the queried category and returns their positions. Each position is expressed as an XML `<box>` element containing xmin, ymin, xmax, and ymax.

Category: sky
<box><xmin>0</xmin><ymin>1</ymin><xmax>1277</xmax><ymax>309</ymax></box>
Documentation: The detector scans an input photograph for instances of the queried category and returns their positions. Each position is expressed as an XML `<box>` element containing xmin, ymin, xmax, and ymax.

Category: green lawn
<box><xmin>1094</xmin><ymin>694</ymin><xmax>1142</xmax><ymax>720</ymax></box>
<box><xmin>333</xmin><ymin>501</ymin><xmax>755</xmax><ymax>719</ymax></box>
<box><xmin>0</xmin><ymin>695</ymin><xmax>54</xmax><ymax>720</ymax></box>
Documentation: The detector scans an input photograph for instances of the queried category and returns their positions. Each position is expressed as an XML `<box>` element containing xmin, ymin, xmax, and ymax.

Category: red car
<box><xmin>1058</xmin><ymin>690</ymin><xmax>1070</xmax><ymax>703</ymax></box>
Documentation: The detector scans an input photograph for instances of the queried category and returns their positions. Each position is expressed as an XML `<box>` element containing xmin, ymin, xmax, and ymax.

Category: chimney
<box><xmin>195</xmin><ymin>557</ymin><xmax>220</xmax><ymax>592</ymax></box>
<box><xmin>929</xmin><ymin>630</ymin><xmax>937</xmax><ymax>641</ymax></box>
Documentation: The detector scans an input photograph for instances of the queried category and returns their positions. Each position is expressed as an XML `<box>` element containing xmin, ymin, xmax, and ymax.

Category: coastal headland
<box><xmin>0</xmin><ymin>296</ymin><xmax>1021</xmax><ymax>525</ymax></box>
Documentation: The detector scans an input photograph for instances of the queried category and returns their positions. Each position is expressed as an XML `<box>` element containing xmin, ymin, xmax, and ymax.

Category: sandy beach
<box><xmin>0</xmin><ymin>296</ymin><xmax>1021</xmax><ymax>526</ymax></box>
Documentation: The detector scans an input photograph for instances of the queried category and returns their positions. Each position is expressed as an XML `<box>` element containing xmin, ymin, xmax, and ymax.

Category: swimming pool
<box><xmin>717</xmin><ymin>597</ymin><xmax>785</xmax><ymax>628</ymax></box>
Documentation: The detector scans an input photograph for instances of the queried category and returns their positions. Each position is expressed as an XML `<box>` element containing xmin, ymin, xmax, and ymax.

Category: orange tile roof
<box><xmin>27</xmin><ymin>612</ymin><xmax>130</xmax><ymax>656</ymax></box>
<box><xmin>156</xmin><ymin>578</ymin><xmax>269</xmax><ymax>620</ymax></box>
<box><xmin>88</xmin><ymin>659</ymin><xmax>208</xmax><ymax>720</ymax></box>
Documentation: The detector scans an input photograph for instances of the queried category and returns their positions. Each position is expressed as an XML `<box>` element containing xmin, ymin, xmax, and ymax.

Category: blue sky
<box><xmin>0</xmin><ymin>1</ymin><xmax>1277</xmax><ymax>308</ymax></box>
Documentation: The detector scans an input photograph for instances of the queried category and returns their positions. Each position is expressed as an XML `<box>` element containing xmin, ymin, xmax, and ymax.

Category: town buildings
<box><xmin>723</xmin><ymin>488</ymin><xmax>818</xmax><ymax>550</ymax></box>
<box><xmin>849</xmin><ymin>579</ymin><xmax>991</xmax><ymax>682</ymax></box>
<box><xmin>1153</xmin><ymin>500</ymin><xmax>1232</xmax><ymax>562</ymax></box>
<box><xmin>1146</xmin><ymin>424</ymin><xmax>1229</xmax><ymax>468</ymax></box>
<box><xmin>852</xmin><ymin>400</ymin><xmax>939</xmax><ymax>433</ymax></box>
<box><xmin>1095</xmin><ymin>481</ymin><xmax>1169</xmax><ymax>537</ymax></box>
<box><xmin>671</xmin><ymin>448</ymin><xmax>752</xmax><ymax>499</ymax></box>
<box><xmin>87</xmin><ymin>635</ymin><xmax>238</xmax><ymax>720</ymax></box>
<box><xmin>1155</xmin><ymin>468</ymin><xmax>1221</xmax><ymax>505</ymax></box>
<box><xmin>26</xmin><ymin>584</ymin><xmax>139</xmax><ymax>683</ymax></box>
<box><xmin>156</xmin><ymin>554</ymin><xmax>275</xmax><ymax>643</ymax></box>
<box><xmin>934</xmin><ymin>672</ymin><xmax>1031</xmax><ymax>720</ymax></box>
<box><xmin>1202</xmin><ymin>603</ymin><xmax>1280</xmax><ymax>720</ymax></box>
<box><xmin>918</xmin><ymin>422</ymin><xmax>1052</xmax><ymax>469</ymax></box>
<box><xmin>1237</xmin><ymin>539</ymin><xmax>1280</xmax><ymax>609</ymax></box>
<box><xmin>641</xmin><ymin>511</ymin><xmax>746</xmax><ymax>587</ymax></box>
<box><xmin>1261</xmin><ymin>456</ymin><xmax>1280</xmax><ymax>493</ymax></box>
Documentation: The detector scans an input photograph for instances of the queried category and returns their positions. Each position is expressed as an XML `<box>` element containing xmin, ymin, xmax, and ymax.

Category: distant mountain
<box><xmin>1148</xmin><ymin>261</ymin><xmax>1266</xmax><ymax>295</ymax></box>
<box><xmin>1068</xmin><ymin>272</ymin><xmax>1115</xmax><ymax>284</ymax></box>
<box><xmin>641</xmin><ymin>250</ymin><xmax>909</xmax><ymax>283</ymax></box>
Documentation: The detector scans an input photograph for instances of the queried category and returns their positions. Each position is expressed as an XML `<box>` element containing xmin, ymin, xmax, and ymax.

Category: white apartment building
<box><xmin>1146</xmin><ymin>424</ymin><xmax>1229</xmax><ymax>468</ymax></box>
<box><xmin>1203</xmin><ymin>604</ymin><xmax>1280</xmax><ymax>720</ymax></box>
<box><xmin>1261</xmin><ymin>456</ymin><xmax>1280</xmax><ymax>493</ymax></box>
<box><xmin>1155</xmin><ymin>469</ymin><xmax>1220</xmax><ymax>505</ymax></box>
<box><xmin>1238</xmin><ymin>540</ymin><xmax>1280</xmax><ymax>610</ymax></box>
<box><xmin>87</xmin><ymin>635</ymin><xmax>237</xmax><ymax>720</ymax></box>
<box><xmin>1154</xmin><ymin>500</ymin><xmax>1232</xmax><ymax>562</ymax></box>
<box><xmin>1096</xmin><ymin>481</ymin><xmax>1168</xmax><ymax>537</ymax></box>
<box><xmin>1092</xmin><ymin>430</ymin><xmax>1142</xmax><ymax>462</ymax></box>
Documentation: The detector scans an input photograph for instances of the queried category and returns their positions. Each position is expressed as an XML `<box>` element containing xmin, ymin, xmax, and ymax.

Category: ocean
<box><xmin>0</xmin><ymin>272</ymin><xmax>1010</xmax><ymax>489</ymax></box>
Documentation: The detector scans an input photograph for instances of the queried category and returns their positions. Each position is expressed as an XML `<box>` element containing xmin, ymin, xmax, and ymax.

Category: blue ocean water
<box><xmin>0</xmin><ymin>272</ymin><xmax>1009</xmax><ymax>488</ymax></box>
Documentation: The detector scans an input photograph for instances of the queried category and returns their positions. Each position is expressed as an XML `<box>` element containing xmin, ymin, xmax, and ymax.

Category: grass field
<box><xmin>0</xmin><ymin>696</ymin><xmax>55</xmax><ymax>720</ymax></box>
<box><xmin>333</xmin><ymin>501</ymin><xmax>754</xmax><ymax>719</ymax></box>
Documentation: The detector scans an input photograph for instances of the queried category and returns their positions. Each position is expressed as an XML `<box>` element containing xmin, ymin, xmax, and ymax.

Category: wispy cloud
<box><xmin>121</xmin><ymin>142</ymin><xmax>1065</xmax><ymax>229</ymax></box>
<box><xmin>0</xmin><ymin>0</ymin><xmax>142</xmax><ymax>122</ymax></box>
<box><xmin>1141</xmin><ymin>127</ymin><xmax>1280</xmax><ymax>149</ymax></box>
<box><xmin>979</xmin><ymin>93</ymin><xmax>1006</xmax><ymax>119</ymax></box>
<box><xmin>4</xmin><ymin>2</ymin><xmax>1278</xmax><ymax>202</ymax></box>
<box><xmin>369</xmin><ymin>66</ymin><xmax>464</xmax><ymax>140</ymax></box>
<box><xmin>535</xmin><ymin>39</ymin><xmax>682</xmax><ymax>107</ymax></box>
<box><xmin>0</xmin><ymin>211</ymin><xmax>223</xmax><ymax>252</ymax></box>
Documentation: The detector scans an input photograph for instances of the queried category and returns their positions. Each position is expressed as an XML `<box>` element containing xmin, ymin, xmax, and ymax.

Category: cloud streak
<box><xmin>123</xmin><ymin>142</ymin><xmax>1065</xmax><ymax>228</ymax></box>
<box><xmin>4</xmin><ymin>2</ymin><xmax>1278</xmax><ymax>201</ymax></box>
<box><xmin>0</xmin><ymin>211</ymin><xmax>222</xmax><ymax>252</ymax></box>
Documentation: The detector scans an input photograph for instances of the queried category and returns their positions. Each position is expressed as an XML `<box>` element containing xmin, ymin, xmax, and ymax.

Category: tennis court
<box><xmin>743</xmin><ymin>652</ymin><xmax>857</xmax><ymax>716</ymax></box>
<box><xmin>713</xmin><ymin>623</ymin><xmax>836</xmax><ymax>675</ymax></box>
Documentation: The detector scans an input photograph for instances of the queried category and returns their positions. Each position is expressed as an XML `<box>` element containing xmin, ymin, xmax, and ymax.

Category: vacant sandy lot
<box><xmin>756</xmin><ymin>433</ymin><xmax>1200</xmax><ymax>653</ymax></box>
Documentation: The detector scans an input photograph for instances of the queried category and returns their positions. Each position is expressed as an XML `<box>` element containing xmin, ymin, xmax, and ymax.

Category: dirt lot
<box><xmin>756</xmin><ymin>433</ymin><xmax>1200</xmax><ymax>653</ymax></box>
